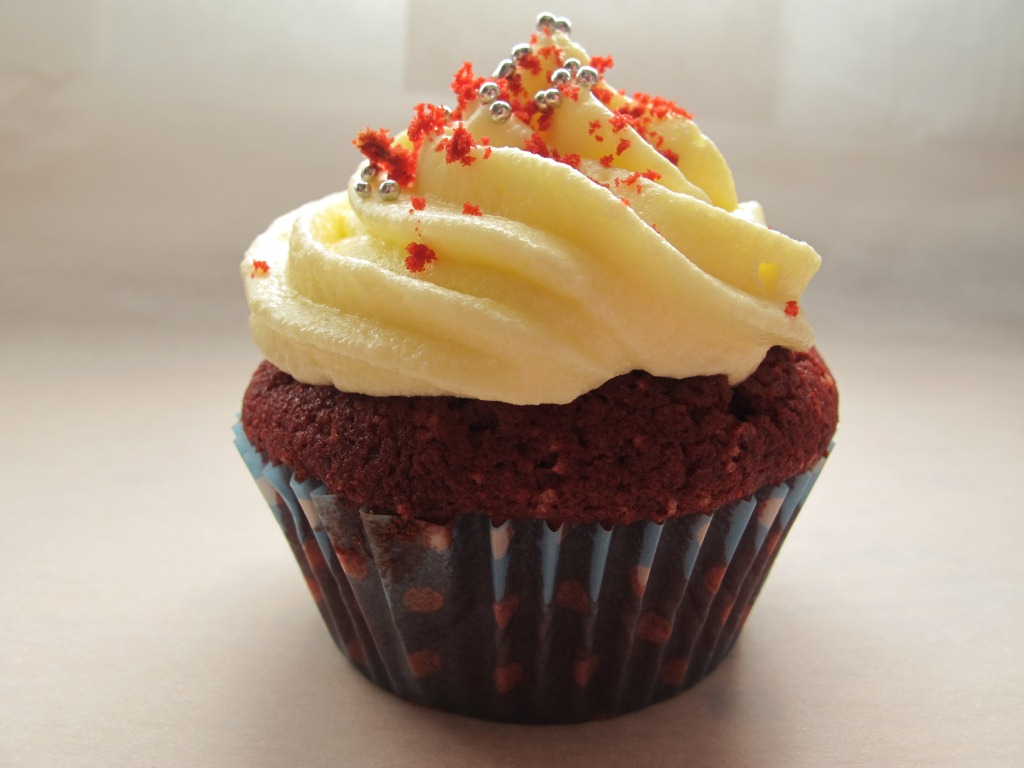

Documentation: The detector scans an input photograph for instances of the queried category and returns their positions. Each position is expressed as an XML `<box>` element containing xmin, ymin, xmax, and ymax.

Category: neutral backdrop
<box><xmin>2</xmin><ymin>1</ymin><xmax>1022</xmax><ymax>766</ymax></box>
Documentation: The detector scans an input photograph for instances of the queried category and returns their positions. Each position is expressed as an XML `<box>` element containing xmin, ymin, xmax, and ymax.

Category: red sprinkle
<box><xmin>615</xmin><ymin>138</ymin><xmax>631</xmax><ymax>156</ymax></box>
<box><xmin>600</xmin><ymin>154</ymin><xmax>614</xmax><ymax>168</ymax></box>
<box><xmin>354</xmin><ymin>127</ymin><xmax>416</xmax><ymax>187</ymax></box>
<box><xmin>410</xmin><ymin>196</ymin><xmax>427</xmax><ymax>212</ymax></box>
<box><xmin>523</xmin><ymin>132</ymin><xmax>551</xmax><ymax>158</ymax></box>
<box><xmin>641</xmin><ymin>169</ymin><xmax>662</xmax><ymax>181</ymax></box>
<box><xmin>785</xmin><ymin>300</ymin><xmax>800</xmax><ymax>317</ymax></box>
<box><xmin>404</xmin><ymin>242</ymin><xmax>437</xmax><ymax>273</ymax></box>
<box><xmin>558</xmin><ymin>153</ymin><xmax>581</xmax><ymax>170</ymax></box>
<box><xmin>536</xmin><ymin>44</ymin><xmax>561</xmax><ymax>61</ymax></box>
<box><xmin>250</xmin><ymin>260</ymin><xmax>270</xmax><ymax>277</ymax></box>
<box><xmin>462</xmin><ymin>202</ymin><xmax>482</xmax><ymax>216</ymax></box>
<box><xmin>660</xmin><ymin>147</ymin><xmax>680</xmax><ymax>166</ymax></box>
<box><xmin>450</xmin><ymin>61</ymin><xmax>483</xmax><ymax>120</ymax></box>
<box><xmin>608</xmin><ymin>114</ymin><xmax>635</xmax><ymax>133</ymax></box>
<box><xmin>407</xmin><ymin>103</ymin><xmax>449</xmax><ymax>146</ymax></box>
<box><xmin>436</xmin><ymin>123</ymin><xmax>477</xmax><ymax>166</ymax></box>
<box><xmin>631</xmin><ymin>90</ymin><xmax>693</xmax><ymax>121</ymax></box>
<box><xmin>522</xmin><ymin>133</ymin><xmax>582</xmax><ymax>170</ymax></box>
<box><xmin>518</xmin><ymin>53</ymin><xmax>542</xmax><ymax>75</ymax></box>
<box><xmin>589</xmin><ymin>55</ymin><xmax>614</xmax><ymax>74</ymax></box>
<box><xmin>588</xmin><ymin>120</ymin><xmax>603</xmax><ymax>135</ymax></box>
<box><xmin>592</xmin><ymin>85</ymin><xmax>614</xmax><ymax>105</ymax></box>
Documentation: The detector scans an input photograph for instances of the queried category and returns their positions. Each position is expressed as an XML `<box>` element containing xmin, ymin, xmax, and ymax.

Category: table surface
<box><xmin>4</xmin><ymin>313</ymin><xmax>1023</xmax><ymax>768</ymax></box>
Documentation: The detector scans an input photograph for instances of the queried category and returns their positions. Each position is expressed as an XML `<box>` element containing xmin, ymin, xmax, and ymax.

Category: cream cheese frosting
<box><xmin>242</xmin><ymin>23</ymin><xmax>820</xmax><ymax>405</ymax></box>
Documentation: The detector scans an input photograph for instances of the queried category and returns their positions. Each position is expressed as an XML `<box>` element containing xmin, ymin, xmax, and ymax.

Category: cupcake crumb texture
<box><xmin>241</xmin><ymin>347</ymin><xmax>838</xmax><ymax>526</ymax></box>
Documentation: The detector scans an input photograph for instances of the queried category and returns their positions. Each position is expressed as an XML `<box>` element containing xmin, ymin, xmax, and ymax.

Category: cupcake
<box><xmin>235</xmin><ymin>12</ymin><xmax>838</xmax><ymax>724</ymax></box>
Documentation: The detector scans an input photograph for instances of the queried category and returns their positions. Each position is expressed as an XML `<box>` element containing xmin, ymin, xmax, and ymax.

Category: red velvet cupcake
<box><xmin>236</xmin><ymin>14</ymin><xmax>838</xmax><ymax>723</ymax></box>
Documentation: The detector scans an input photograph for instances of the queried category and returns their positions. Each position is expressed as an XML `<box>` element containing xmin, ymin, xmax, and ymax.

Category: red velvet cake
<box><xmin>242</xmin><ymin>347</ymin><xmax>837</xmax><ymax>526</ymax></box>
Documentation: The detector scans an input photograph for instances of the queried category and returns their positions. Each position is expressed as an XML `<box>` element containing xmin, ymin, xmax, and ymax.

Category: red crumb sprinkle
<box><xmin>521</xmin><ymin>133</ymin><xmax>582</xmax><ymax>170</ymax></box>
<box><xmin>523</xmin><ymin>132</ymin><xmax>551</xmax><ymax>158</ymax></box>
<box><xmin>592</xmin><ymin>85</ymin><xmax>614</xmax><ymax>105</ymax></box>
<box><xmin>407</xmin><ymin>103</ymin><xmax>449</xmax><ymax>146</ymax></box>
<box><xmin>615</xmin><ymin>138</ymin><xmax>631</xmax><ymax>156</ymax></box>
<box><xmin>404</xmin><ymin>242</ymin><xmax>437</xmax><ymax>273</ymax></box>
<box><xmin>537</xmin><ymin>110</ymin><xmax>555</xmax><ymax>132</ymax></box>
<box><xmin>589</xmin><ymin>55</ymin><xmax>614</xmax><ymax>74</ymax></box>
<box><xmin>616</xmin><ymin>171</ymin><xmax>641</xmax><ymax>188</ymax></box>
<box><xmin>588</xmin><ymin>119</ymin><xmax>603</xmax><ymax>135</ymax></box>
<box><xmin>600</xmin><ymin>154</ymin><xmax>614</xmax><ymax>168</ymax></box>
<box><xmin>608</xmin><ymin>114</ymin><xmax>635</xmax><ymax>133</ymax></box>
<box><xmin>410</xmin><ymin>196</ymin><xmax>427</xmax><ymax>212</ymax></box>
<box><xmin>519</xmin><ymin>53</ymin><xmax>542</xmax><ymax>75</ymax></box>
<box><xmin>660</xmin><ymin>147</ymin><xmax>680</xmax><ymax>166</ymax></box>
<box><xmin>436</xmin><ymin>123</ymin><xmax>477</xmax><ymax>166</ymax></box>
<box><xmin>462</xmin><ymin>202</ymin><xmax>482</xmax><ymax>216</ymax></box>
<box><xmin>641</xmin><ymin>169</ymin><xmax>662</xmax><ymax>181</ymax></box>
<box><xmin>537</xmin><ymin>45</ymin><xmax>561</xmax><ymax>61</ymax></box>
<box><xmin>450</xmin><ymin>62</ymin><xmax>483</xmax><ymax>120</ymax></box>
<box><xmin>620</xmin><ymin>197</ymin><xmax>631</xmax><ymax>207</ymax></box>
<box><xmin>631</xmin><ymin>91</ymin><xmax>693</xmax><ymax>121</ymax></box>
<box><xmin>250</xmin><ymin>260</ymin><xmax>270</xmax><ymax>277</ymax></box>
<box><xmin>483</xmin><ymin>146</ymin><xmax>493</xmax><ymax>159</ymax></box>
<box><xmin>558</xmin><ymin>153</ymin><xmax>581</xmax><ymax>170</ymax></box>
<box><xmin>785</xmin><ymin>300</ymin><xmax>800</xmax><ymax>317</ymax></box>
<box><xmin>354</xmin><ymin>127</ymin><xmax>416</xmax><ymax>187</ymax></box>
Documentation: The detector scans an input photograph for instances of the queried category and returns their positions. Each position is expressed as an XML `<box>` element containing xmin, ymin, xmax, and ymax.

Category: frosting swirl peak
<box><xmin>243</xmin><ymin>26</ymin><xmax>820</xmax><ymax>404</ymax></box>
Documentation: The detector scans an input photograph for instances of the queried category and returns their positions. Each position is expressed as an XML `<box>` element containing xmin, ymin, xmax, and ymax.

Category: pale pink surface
<box><xmin>3</xmin><ymin>2</ymin><xmax>1023</xmax><ymax>765</ymax></box>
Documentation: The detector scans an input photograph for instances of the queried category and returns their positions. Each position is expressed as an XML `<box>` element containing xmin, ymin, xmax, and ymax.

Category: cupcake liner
<box><xmin>234</xmin><ymin>424</ymin><xmax>830</xmax><ymax>724</ymax></box>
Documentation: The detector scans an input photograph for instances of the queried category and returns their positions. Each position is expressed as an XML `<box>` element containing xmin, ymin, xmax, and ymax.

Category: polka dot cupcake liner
<box><xmin>234</xmin><ymin>425</ymin><xmax>829</xmax><ymax>724</ymax></box>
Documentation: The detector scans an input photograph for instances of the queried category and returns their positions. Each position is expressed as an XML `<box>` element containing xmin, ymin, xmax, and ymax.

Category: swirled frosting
<box><xmin>242</xmin><ymin>26</ymin><xmax>821</xmax><ymax>405</ymax></box>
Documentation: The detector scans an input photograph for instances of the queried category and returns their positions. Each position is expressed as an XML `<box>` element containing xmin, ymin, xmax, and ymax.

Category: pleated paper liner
<box><xmin>235</xmin><ymin>425</ymin><xmax>829</xmax><ymax>724</ymax></box>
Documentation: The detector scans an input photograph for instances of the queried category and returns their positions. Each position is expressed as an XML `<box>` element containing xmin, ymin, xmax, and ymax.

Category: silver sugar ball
<box><xmin>543</xmin><ymin>88</ymin><xmax>562</xmax><ymax>108</ymax></box>
<box><xmin>550</xmin><ymin>68</ymin><xmax>571</xmax><ymax>85</ymax></box>
<box><xmin>563</xmin><ymin>57</ymin><xmax>581</xmax><ymax>75</ymax></box>
<box><xmin>511</xmin><ymin>43</ymin><xmax>531</xmax><ymax>62</ymax></box>
<box><xmin>536</xmin><ymin>13</ymin><xmax>556</xmax><ymax>32</ymax></box>
<box><xmin>478</xmin><ymin>81</ymin><xmax>500</xmax><ymax>104</ymax></box>
<box><xmin>489</xmin><ymin>100</ymin><xmax>512</xmax><ymax>123</ymax></box>
<box><xmin>378</xmin><ymin>179</ymin><xmax>400</xmax><ymax>200</ymax></box>
<box><xmin>359</xmin><ymin>163</ymin><xmax>379</xmax><ymax>182</ymax></box>
<box><xmin>554</xmin><ymin>16</ymin><xmax>572</xmax><ymax>34</ymax></box>
<box><xmin>534</xmin><ymin>91</ymin><xmax>550</xmax><ymax>111</ymax></box>
<box><xmin>577</xmin><ymin>65</ymin><xmax>600</xmax><ymax>88</ymax></box>
<box><xmin>354</xmin><ymin>181</ymin><xmax>372</xmax><ymax>198</ymax></box>
<box><xmin>492</xmin><ymin>58</ymin><xmax>516</xmax><ymax>79</ymax></box>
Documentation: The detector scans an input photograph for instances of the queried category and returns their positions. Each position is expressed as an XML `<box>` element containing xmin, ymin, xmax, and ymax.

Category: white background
<box><xmin>2</xmin><ymin>1</ymin><xmax>1022</xmax><ymax>766</ymax></box>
